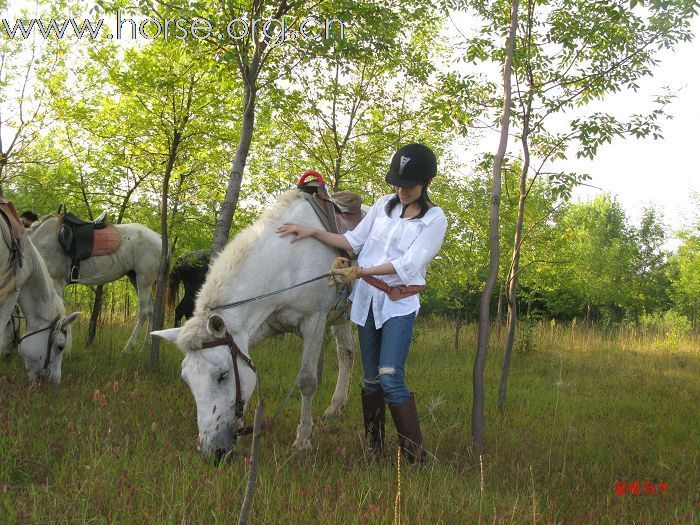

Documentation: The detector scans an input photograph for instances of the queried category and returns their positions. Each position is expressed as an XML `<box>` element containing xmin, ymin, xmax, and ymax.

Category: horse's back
<box><xmin>198</xmin><ymin>194</ymin><xmax>337</xmax><ymax>320</ymax></box>
<box><xmin>30</xmin><ymin>217</ymin><xmax>161</xmax><ymax>285</ymax></box>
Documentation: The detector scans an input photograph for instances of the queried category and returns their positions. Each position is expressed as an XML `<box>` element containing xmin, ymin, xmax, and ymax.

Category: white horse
<box><xmin>152</xmin><ymin>191</ymin><xmax>356</xmax><ymax>460</ymax></box>
<box><xmin>1</xmin><ymin>217</ymin><xmax>80</xmax><ymax>383</ymax></box>
<box><xmin>29</xmin><ymin>216</ymin><xmax>161</xmax><ymax>352</ymax></box>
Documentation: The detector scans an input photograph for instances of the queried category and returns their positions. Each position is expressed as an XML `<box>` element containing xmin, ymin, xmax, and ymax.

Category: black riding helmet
<box><xmin>385</xmin><ymin>143</ymin><xmax>437</xmax><ymax>188</ymax></box>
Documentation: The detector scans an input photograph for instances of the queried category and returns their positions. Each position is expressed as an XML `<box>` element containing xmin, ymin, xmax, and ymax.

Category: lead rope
<box><xmin>210</xmin><ymin>273</ymin><xmax>331</xmax><ymax>311</ymax></box>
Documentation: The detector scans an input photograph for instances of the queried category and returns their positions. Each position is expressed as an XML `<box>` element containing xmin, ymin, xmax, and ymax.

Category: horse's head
<box><xmin>19</xmin><ymin>312</ymin><xmax>80</xmax><ymax>384</ymax></box>
<box><xmin>152</xmin><ymin>313</ymin><xmax>256</xmax><ymax>463</ymax></box>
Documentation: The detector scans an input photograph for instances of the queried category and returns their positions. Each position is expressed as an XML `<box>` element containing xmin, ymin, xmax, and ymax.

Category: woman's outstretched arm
<box><xmin>276</xmin><ymin>223</ymin><xmax>352</xmax><ymax>252</ymax></box>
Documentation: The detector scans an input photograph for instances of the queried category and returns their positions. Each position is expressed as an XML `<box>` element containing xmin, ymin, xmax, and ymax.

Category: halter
<box><xmin>18</xmin><ymin>315</ymin><xmax>63</xmax><ymax>370</ymax></box>
<box><xmin>200</xmin><ymin>330</ymin><xmax>257</xmax><ymax>436</ymax></box>
<box><xmin>10</xmin><ymin>308</ymin><xmax>22</xmax><ymax>347</ymax></box>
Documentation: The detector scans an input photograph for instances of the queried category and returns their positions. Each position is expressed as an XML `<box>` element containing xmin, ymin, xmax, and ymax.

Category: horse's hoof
<box><xmin>322</xmin><ymin>407</ymin><xmax>343</xmax><ymax>420</ymax></box>
<box><xmin>292</xmin><ymin>439</ymin><xmax>312</xmax><ymax>453</ymax></box>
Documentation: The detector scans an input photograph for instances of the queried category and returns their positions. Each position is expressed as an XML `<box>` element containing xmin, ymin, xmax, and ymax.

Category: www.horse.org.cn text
<box><xmin>1</xmin><ymin>13</ymin><xmax>347</xmax><ymax>44</ymax></box>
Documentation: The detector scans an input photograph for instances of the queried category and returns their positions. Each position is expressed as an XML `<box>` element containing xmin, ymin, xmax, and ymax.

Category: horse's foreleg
<box><xmin>123</xmin><ymin>275</ymin><xmax>154</xmax><ymax>353</ymax></box>
<box><xmin>293</xmin><ymin>314</ymin><xmax>325</xmax><ymax>451</ymax></box>
<box><xmin>323</xmin><ymin>322</ymin><xmax>356</xmax><ymax>420</ymax></box>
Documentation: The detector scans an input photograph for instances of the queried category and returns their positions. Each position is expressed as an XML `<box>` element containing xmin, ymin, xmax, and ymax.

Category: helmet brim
<box><xmin>385</xmin><ymin>171</ymin><xmax>422</xmax><ymax>188</ymax></box>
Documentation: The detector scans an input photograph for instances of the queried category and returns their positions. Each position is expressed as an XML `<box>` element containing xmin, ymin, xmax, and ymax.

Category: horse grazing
<box><xmin>168</xmin><ymin>250</ymin><xmax>210</xmax><ymax>327</ymax></box>
<box><xmin>152</xmin><ymin>191</ymin><xmax>356</xmax><ymax>459</ymax></box>
<box><xmin>29</xmin><ymin>216</ymin><xmax>161</xmax><ymax>352</ymax></box>
<box><xmin>1</xmin><ymin>210</ymin><xmax>80</xmax><ymax>383</ymax></box>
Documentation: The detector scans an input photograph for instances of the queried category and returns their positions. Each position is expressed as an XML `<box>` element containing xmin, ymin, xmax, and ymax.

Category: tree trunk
<box><xmin>86</xmin><ymin>284</ymin><xmax>104</xmax><ymax>346</ymax></box>
<box><xmin>454</xmin><ymin>293</ymin><xmax>466</xmax><ymax>352</ymax></box>
<box><xmin>496</xmin><ymin>282</ymin><xmax>503</xmax><ymax>324</ymax></box>
<box><xmin>498</xmin><ymin>164</ymin><xmax>528</xmax><ymax>412</ymax></box>
<box><xmin>211</xmin><ymin>82</ymin><xmax>257</xmax><ymax>255</ymax></box>
<box><xmin>472</xmin><ymin>0</ymin><xmax>519</xmax><ymax>452</ymax></box>
<box><xmin>0</xmin><ymin>157</ymin><xmax>6</xmax><ymax>197</ymax></box>
<box><xmin>151</xmin><ymin>132</ymin><xmax>180</xmax><ymax>371</ymax></box>
<box><xmin>498</xmin><ymin>38</ymin><xmax>534</xmax><ymax>412</ymax></box>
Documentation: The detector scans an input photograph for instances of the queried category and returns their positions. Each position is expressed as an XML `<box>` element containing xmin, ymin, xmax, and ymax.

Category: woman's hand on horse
<box><xmin>276</xmin><ymin>223</ymin><xmax>315</xmax><ymax>243</ymax></box>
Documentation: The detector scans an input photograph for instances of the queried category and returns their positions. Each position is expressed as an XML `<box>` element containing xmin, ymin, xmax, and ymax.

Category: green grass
<box><xmin>1</xmin><ymin>317</ymin><xmax>698</xmax><ymax>524</ymax></box>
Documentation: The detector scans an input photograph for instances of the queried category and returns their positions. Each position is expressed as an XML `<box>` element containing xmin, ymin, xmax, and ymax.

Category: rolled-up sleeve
<box><xmin>391</xmin><ymin>214</ymin><xmax>448</xmax><ymax>284</ymax></box>
<box><xmin>343</xmin><ymin>196</ymin><xmax>387</xmax><ymax>254</ymax></box>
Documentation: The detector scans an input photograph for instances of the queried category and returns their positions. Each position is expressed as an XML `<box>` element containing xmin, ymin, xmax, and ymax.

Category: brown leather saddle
<box><xmin>297</xmin><ymin>171</ymin><xmax>363</xmax><ymax>237</ymax></box>
<box><xmin>0</xmin><ymin>197</ymin><xmax>24</xmax><ymax>270</ymax></box>
<box><xmin>57</xmin><ymin>207</ymin><xmax>113</xmax><ymax>283</ymax></box>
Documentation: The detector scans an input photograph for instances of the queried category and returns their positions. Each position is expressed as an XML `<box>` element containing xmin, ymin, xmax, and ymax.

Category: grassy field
<box><xmin>1</xmin><ymin>316</ymin><xmax>698</xmax><ymax>524</ymax></box>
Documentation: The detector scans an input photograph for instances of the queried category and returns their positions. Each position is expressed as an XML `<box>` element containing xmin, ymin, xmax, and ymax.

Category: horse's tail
<box><xmin>167</xmin><ymin>260</ymin><xmax>182</xmax><ymax>310</ymax></box>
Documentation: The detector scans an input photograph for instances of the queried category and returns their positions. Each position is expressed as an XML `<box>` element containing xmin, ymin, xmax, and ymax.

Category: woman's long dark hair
<box><xmin>385</xmin><ymin>182</ymin><xmax>434</xmax><ymax>219</ymax></box>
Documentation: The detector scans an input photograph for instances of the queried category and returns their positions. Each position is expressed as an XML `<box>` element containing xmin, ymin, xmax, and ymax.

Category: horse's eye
<box><xmin>217</xmin><ymin>371</ymin><xmax>229</xmax><ymax>383</ymax></box>
<box><xmin>57</xmin><ymin>345</ymin><xmax>65</xmax><ymax>353</ymax></box>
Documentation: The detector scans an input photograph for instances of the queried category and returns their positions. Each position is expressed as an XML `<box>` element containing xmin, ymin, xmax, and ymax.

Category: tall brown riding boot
<box><xmin>388</xmin><ymin>393</ymin><xmax>426</xmax><ymax>464</ymax></box>
<box><xmin>361</xmin><ymin>389</ymin><xmax>385</xmax><ymax>460</ymax></box>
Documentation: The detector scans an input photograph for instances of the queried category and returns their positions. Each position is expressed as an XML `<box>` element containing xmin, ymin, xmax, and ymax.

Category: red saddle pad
<box><xmin>92</xmin><ymin>224</ymin><xmax>122</xmax><ymax>256</ymax></box>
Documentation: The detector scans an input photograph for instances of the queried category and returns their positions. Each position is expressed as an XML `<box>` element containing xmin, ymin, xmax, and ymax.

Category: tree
<box><xmin>451</xmin><ymin>0</ymin><xmax>698</xmax><ymax>411</ymax></box>
<box><xmin>471</xmin><ymin>0</ymin><xmax>520</xmax><ymax>452</ymax></box>
<box><xmin>0</xmin><ymin>1</ymin><xmax>66</xmax><ymax>196</ymax></box>
<box><xmin>23</xmin><ymin>24</ymin><xmax>239</xmax><ymax>362</ymax></box>
<box><xmin>668</xmin><ymin>194</ymin><xmax>700</xmax><ymax>332</ymax></box>
<box><xmin>630</xmin><ymin>206</ymin><xmax>671</xmax><ymax>317</ymax></box>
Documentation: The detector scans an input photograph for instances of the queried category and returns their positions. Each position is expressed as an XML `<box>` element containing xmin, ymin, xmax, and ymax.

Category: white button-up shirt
<box><xmin>343</xmin><ymin>194</ymin><xmax>448</xmax><ymax>328</ymax></box>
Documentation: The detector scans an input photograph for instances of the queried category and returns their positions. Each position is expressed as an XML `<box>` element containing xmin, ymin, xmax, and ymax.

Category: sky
<box><xmin>565</xmin><ymin>15</ymin><xmax>700</xmax><ymax>236</ymax></box>
<box><xmin>447</xmin><ymin>11</ymin><xmax>700</xmax><ymax>244</ymax></box>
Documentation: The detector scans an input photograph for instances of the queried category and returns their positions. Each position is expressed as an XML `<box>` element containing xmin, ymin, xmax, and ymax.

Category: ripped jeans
<box><xmin>357</xmin><ymin>306</ymin><xmax>417</xmax><ymax>406</ymax></box>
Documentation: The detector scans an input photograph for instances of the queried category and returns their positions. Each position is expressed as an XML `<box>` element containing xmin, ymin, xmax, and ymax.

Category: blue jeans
<box><xmin>357</xmin><ymin>307</ymin><xmax>416</xmax><ymax>406</ymax></box>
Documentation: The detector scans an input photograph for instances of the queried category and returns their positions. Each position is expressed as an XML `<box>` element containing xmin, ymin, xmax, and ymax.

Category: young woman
<box><xmin>276</xmin><ymin>143</ymin><xmax>448</xmax><ymax>462</ymax></box>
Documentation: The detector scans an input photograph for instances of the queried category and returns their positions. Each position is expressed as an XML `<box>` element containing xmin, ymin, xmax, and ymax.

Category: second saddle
<box><xmin>57</xmin><ymin>210</ymin><xmax>108</xmax><ymax>283</ymax></box>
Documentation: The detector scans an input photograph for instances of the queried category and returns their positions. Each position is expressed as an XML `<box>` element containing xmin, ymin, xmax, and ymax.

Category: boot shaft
<box><xmin>361</xmin><ymin>390</ymin><xmax>385</xmax><ymax>459</ymax></box>
<box><xmin>388</xmin><ymin>393</ymin><xmax>425</xmax><ymax>464</ymax></box>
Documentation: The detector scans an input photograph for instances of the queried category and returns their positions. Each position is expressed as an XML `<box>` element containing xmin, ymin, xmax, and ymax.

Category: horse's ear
<box><xmin>60</xmin><ymin>312</ymin><xmax>80</xmax><ymax>329</ymax></box>
<box><xmin>207</xmin><ymin>314</ymin><xmax>226</xmax><ymax>338</ymax></box>
<box><xmin>151</xmin><ymin>328</ymin><xmax>181</xmax><ymax>344</ymax></box>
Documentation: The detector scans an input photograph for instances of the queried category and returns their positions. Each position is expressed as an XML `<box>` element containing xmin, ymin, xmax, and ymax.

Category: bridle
<box><xmin>200</xmin><ymin>330</ymin><xmax>257</xmax><ymax>437</ymax></box>
<box><xmin>18</xmin><ymin>315</ymin><xmax>63</xmax><ymax>371</ymax></box>
<box><xmin>10</xmin><ymin>308</ymin><xmax>22</xmax><ymax>347</ymax></box>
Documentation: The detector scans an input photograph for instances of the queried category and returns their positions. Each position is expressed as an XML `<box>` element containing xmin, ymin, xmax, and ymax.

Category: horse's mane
<box><xmin>178</xmin><ymin>190</ymin><xmax>304</xmax><ymax>351</ymax></box>
<box><xmin>27</xmin><ymin>239</ymin><xmax>67</xmax><ymax>316</ymax></box>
